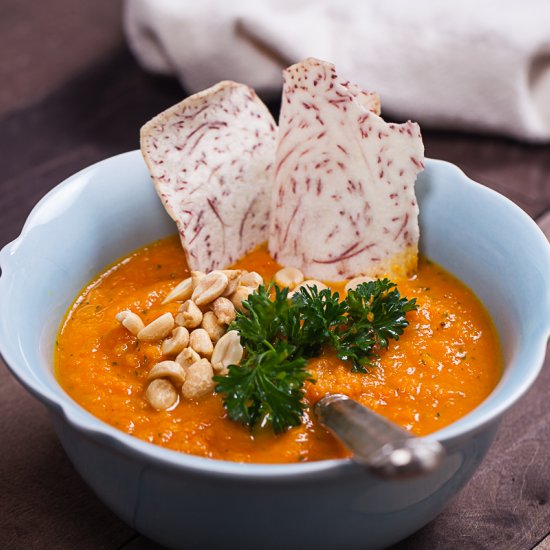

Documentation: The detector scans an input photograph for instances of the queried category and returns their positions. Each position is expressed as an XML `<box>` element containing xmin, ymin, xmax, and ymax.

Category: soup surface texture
<box><xmin>55</xmin><ymin>236</ymin><xmax>501</xmax><ymax>463</ymax></box>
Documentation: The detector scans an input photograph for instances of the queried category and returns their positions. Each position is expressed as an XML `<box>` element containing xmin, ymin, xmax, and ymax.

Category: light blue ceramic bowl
<box><xmin>1</xmin><ymin>151</ymin><xmax>549</xmax><ymax>550</ymax></box>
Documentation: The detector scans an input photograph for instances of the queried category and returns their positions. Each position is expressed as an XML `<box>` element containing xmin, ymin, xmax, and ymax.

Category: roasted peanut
<box><xmin>145</xmin><ymin>378</ymin><xmax>178</xmax><ymax>410</ymax></box>
<box><xmin>211</xmin><ymin>297</ymin><xmax>236</xmax><ymax>325</ymax></box>
<box><xmin>175</xmin><ymin>300</ymin><xmax>203</xmax><ymax>329</ymax></box>
<box><xmin>191</xmin><ymin>271</ymin><xmax>228</xmax><ymax>306</ymax></box>
<box><xmin>222</xmin><ymin>270</ymin><xmax>242</xmax><ymax>296</ymax></box>
<box><xmin>274</xmin><ymin>267</ymin><xmax>304</xmax><ymax>290</ymax></box>
<box><xmin>162</xmin><ymin>277</ymin><xmax>193</xmax><ymax>304</ymax></box>
<box><xmin>115</xmin><ymin>310</ymin><xmax>144</xmax><ymax>336</ymax></box>
<box><xmin>345</xmin><ymin>276</ymin><xmax>375</xmax><ymax>293</ymax></box>
<box><xmin>147</xmin><ymin>360</ymin><xmax>186</xmax><ymax>387</ymax></box>
<box><xmin>201</xmin><ymin>311</ymin><xmax>226</xmax><ymax>342</ymax></box>
<box><xmin>137</xmin><ymin>312</ymin><xmax>175</xmax><ymax>341</ymax></box>
<box><xmin>211</xmin><ymin>331</ymin><xmax>243</xmax><ymax>375</ymax></box>
<box><xmin>288</xmin><ymin>280</ymin><xmax>328</xmax><ymax>299</ymax></box>
<box><xmin>239</xmin><ymin>271</ymin><xmax>263</xmax><ymax>290</ymax></box>
<box><xmin>191</xmin><ymin>270</ymin><xmax>206</xmax><ymax>288</ymax></box>
<box><xmin>181</xmin><ymin>358</ymin><xmax>215</xmax><ymax>399</ymax></box>
<box><xmin>230</xmin><ymin>286</ymin><xmax>253</xmax><ymax>311</ymax></box>
<box><xmin>189</xmin><ymin>328</ymin><xmax>214</xmax><ymax>358</ymax></box>
<box><xmin>161</xmin><ymin>326</ymin><xmax>190</xmax><ymax>355</ymax></box>
<box><xmin>175</xmin><ymin>347</ymin><xmax>201</xmax><ymax>370</ymax></box>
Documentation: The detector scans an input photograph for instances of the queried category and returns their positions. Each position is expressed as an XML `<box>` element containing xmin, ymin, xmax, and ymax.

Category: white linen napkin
<box><xmin>124</xmin><ymin>0</ymin><xmax>550</xmax><ymax>142</ymax></box>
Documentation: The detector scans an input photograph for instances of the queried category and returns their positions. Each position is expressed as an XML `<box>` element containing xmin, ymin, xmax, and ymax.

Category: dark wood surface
<box><xmin>1</xmin><ymin>3</ymin><xmax>550</xmax><ymax>549</ymax></box>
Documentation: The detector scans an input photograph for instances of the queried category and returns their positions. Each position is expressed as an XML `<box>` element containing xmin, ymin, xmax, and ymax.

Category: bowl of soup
<box><xmin>1</xmin><ymin>151</ymin><xmax>549</xmax><ymax>550</ymax></box>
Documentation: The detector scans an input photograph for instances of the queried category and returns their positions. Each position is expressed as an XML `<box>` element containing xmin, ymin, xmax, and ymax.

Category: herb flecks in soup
<box><xmin>55</xmin><ymin>236</ymin><xmax>501</xmax><ymax>463</ymax></box>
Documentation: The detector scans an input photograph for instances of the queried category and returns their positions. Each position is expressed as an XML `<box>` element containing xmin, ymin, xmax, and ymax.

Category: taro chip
<box><xmin>268</xmin><ymin>58</ymin><xmax>424</xmax><ymax>280</ymax></box>
<box><xmin>141</xmin><ymin>81</ymin><xmax>277</xmax><ymax>272</ymax></box>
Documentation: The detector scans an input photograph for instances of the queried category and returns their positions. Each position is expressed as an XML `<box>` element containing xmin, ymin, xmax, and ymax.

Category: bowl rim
<box><xmin>1</xmin><ymin>150</ymin><xmax>549</xmax><ymax>479</ymax></box>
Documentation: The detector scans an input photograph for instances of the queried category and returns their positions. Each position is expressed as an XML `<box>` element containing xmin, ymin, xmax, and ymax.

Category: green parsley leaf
<box><xmin>337</xmin><ymin>279</ymin><xmax>417</xmax><ymax>372</ymax></box>
<box><xmin>214</xmin><ymin>342</ymin><xmax>310</xmax><ymax>434</ymax></box>
<box><xmin>230</xmin><ymin>284</ymin><xmax>298</xmax><ymax>352</ymax></box>
<box><xmin>215</xmin><ymin>278</ymin><xmax>417</xmax><ymax>433</ymax></box>
<box><xmin>346</xmin><ymin>279</ymin><xmax>417</xmax><ymax>349</ymax></box>
<box><xmin>290</xmin><ymin>285</ymin><xmax>347</xmax><ymax>356</ymax></box>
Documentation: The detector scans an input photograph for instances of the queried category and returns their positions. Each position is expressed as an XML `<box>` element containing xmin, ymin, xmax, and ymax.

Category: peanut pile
<box><xmin>115</xmin><ymin>269</ymin><xmax>261</xmax><ymax>411</ymax></box>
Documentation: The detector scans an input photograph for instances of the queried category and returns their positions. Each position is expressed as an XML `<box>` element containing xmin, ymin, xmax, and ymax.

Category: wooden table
<box><xmin>1</xmin><ymin>3</ymin><xmax>550</xmax><ymax>549</ymax></box>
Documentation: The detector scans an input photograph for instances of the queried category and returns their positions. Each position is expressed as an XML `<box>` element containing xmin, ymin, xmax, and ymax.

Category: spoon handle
<box><xmin>315</xmin><ymin>394</ymin><xmax>445</xmax><ymax>479</ymax></box>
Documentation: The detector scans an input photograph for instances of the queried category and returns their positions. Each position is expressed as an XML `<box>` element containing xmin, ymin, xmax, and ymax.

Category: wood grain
<box><xmin>0</xmin><ymin>48</ymin><xmax>182</xmax><ymax>246</ymax></box>
<box><xmin>0</xmin><ymin>0</ymin><xmax>122</xmax><ymax>116</ymax></box>
<box><xmin>1</xmin><ymin>4</ymin><xmax>550</xmax><ymax>549</ymax></box>
<box><xmin>423</xmin><ymin>132</ymin><xmax>550</xmax><ymax>219</ymax></box>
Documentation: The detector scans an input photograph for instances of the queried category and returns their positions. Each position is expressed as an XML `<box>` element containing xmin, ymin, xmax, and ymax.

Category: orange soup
<box><xmin>55</xmin><ymin>236</ymin><xmax>501</xmax><ymax>463</ymax></box>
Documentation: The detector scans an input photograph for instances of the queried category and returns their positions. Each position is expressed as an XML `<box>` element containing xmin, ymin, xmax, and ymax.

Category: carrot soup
<box><xmin>55</xmin><ymin>236</ymin><xmax>501</xmax><ymax>464</ymax></box>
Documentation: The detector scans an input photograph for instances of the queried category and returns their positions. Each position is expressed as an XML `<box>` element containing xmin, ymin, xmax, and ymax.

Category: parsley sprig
<box><xmin>214</xmin><ymin>279</ymin><xmax>416</xmax><ymax>433</ymax></box>
<box><xmin>335</xmin><ymin>279</ymin><xmax>418</xmax><ymax>372</ymax></box>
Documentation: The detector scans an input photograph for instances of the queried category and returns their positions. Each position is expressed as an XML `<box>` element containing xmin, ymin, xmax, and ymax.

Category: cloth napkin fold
<box><xmin>124</xmin><ymin>0</ymin><xmax>550</xmax><ymax>142</ymax></box>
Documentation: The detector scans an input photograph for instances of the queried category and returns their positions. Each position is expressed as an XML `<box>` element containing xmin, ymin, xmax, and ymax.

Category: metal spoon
<box><xmin>315</xmin><ymin>394</ymin><xmax>445</xmax><ymax>479</ymax></box>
